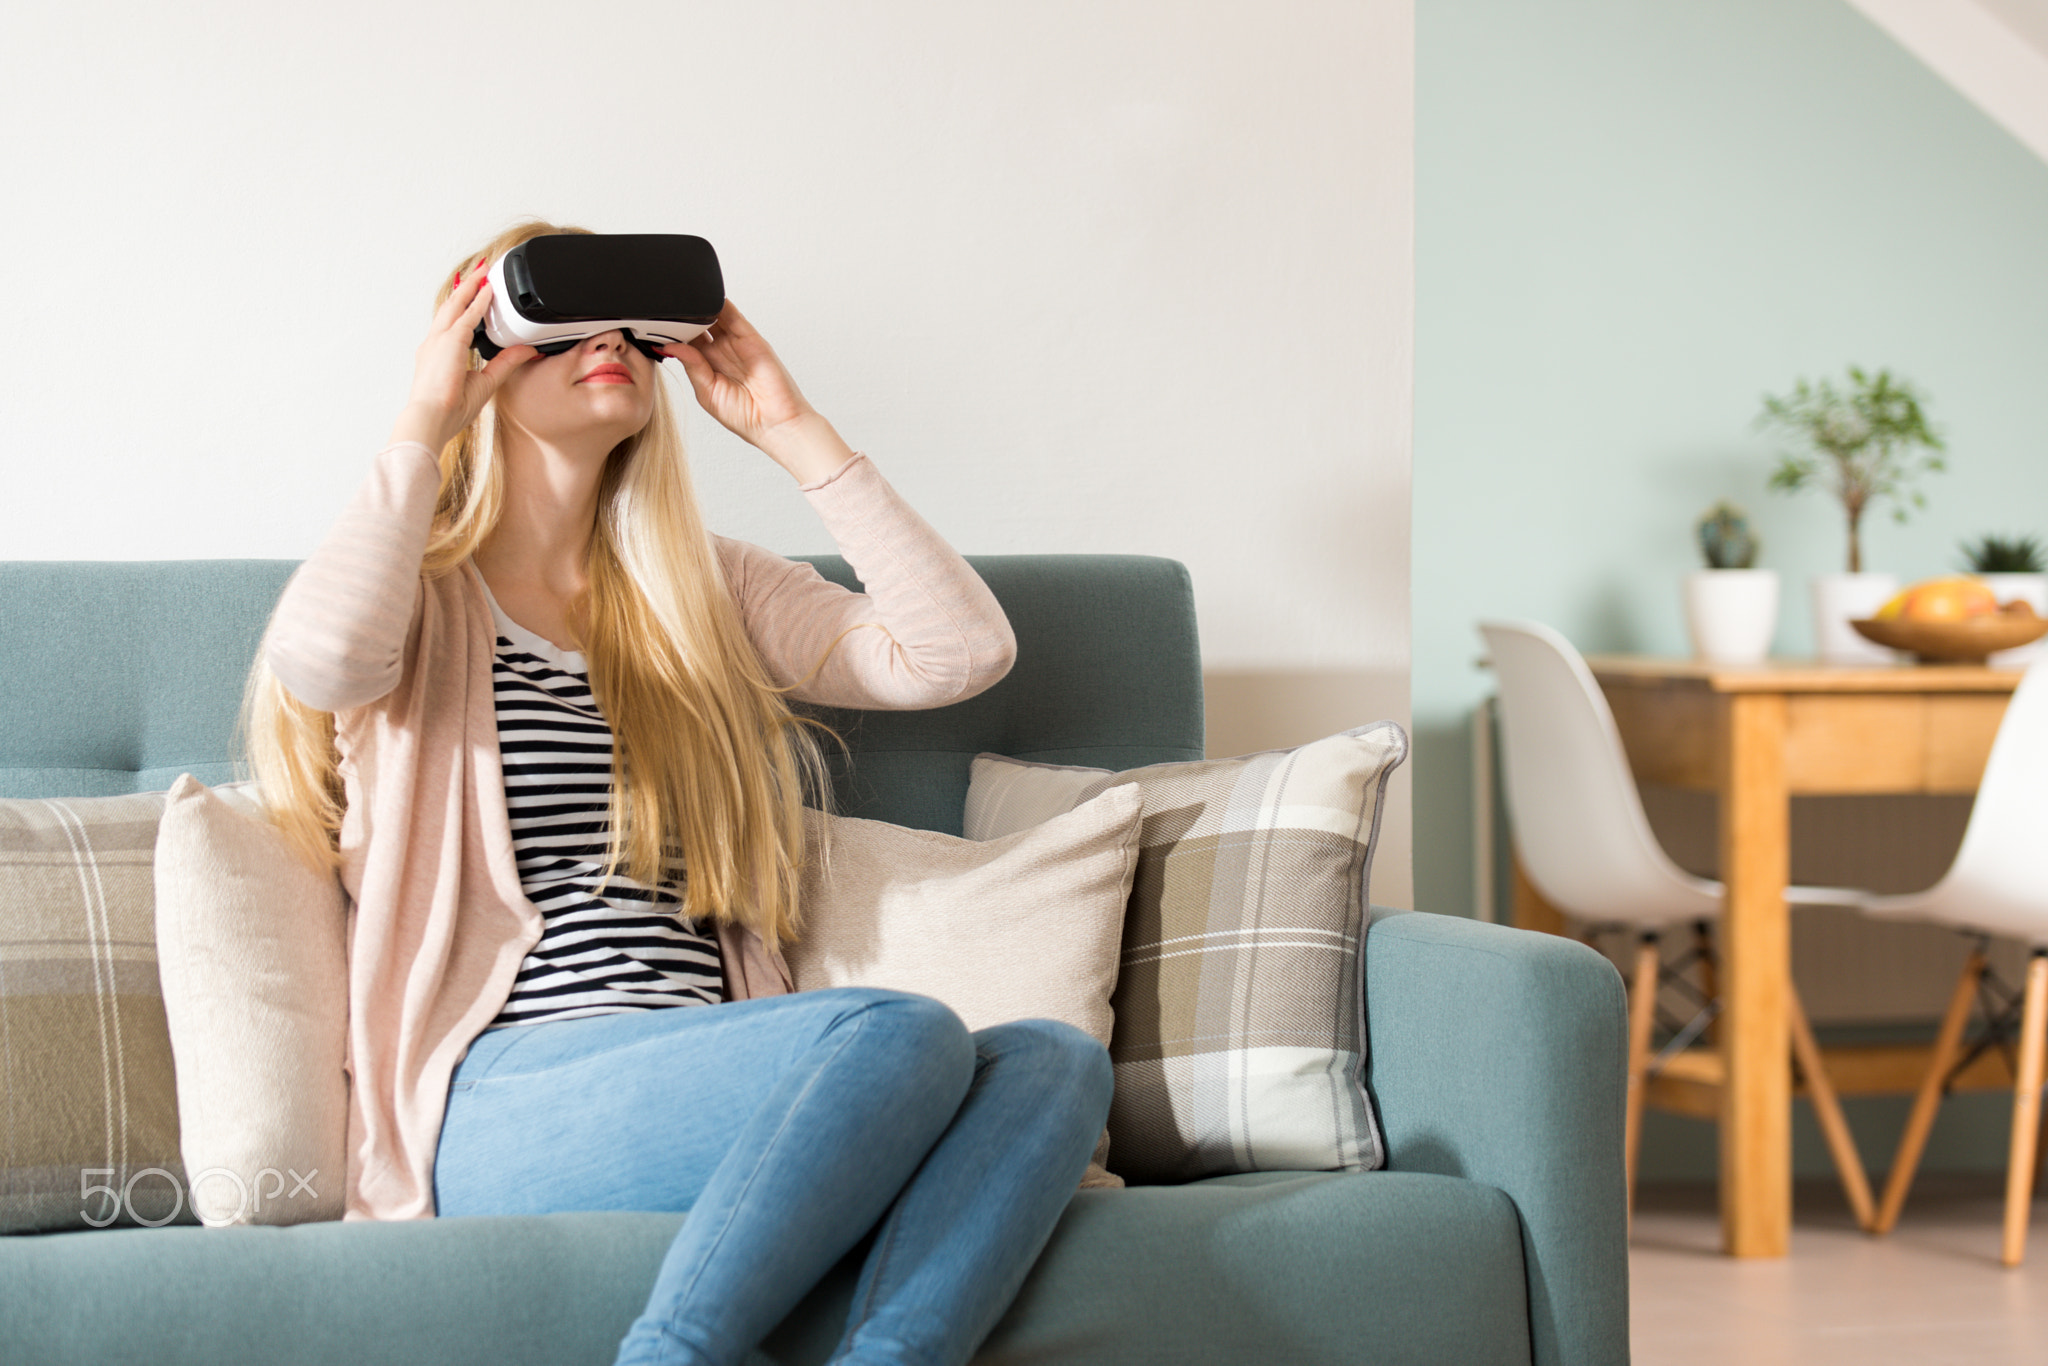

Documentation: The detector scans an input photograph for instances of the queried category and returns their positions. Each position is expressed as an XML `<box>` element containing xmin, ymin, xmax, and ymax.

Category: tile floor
<box><xmin>1631</xmin><ymin>1178</ymin><xmax>2047</xmax><ymax>1364</ymax></box>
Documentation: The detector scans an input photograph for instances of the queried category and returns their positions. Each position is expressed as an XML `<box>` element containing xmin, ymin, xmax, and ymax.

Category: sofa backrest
<box><xmin>0</xmin><ymin>556</ymin><xmax>1205</xmax><ymax>830</ymax></box>
<box><xmin>0</xmin><ymin>560</ymin><xmax>300</xmax><ymax>797</ymax></box>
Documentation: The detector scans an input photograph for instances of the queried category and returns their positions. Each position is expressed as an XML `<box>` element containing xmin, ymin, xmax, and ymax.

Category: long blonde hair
<box><xmin>243</xmin><ymin>219</ymin><xmax>830</xmax><ymax>951</ymax></box>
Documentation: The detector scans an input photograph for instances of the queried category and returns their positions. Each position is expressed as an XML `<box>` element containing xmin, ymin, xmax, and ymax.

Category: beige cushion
<box><xmin>787</xmin><ymin>784</ymin><xmax>1143</xmax><ymax>1188</ymax></box>
<box><xmin>963</xmin><ymin>757</ymin><xmax>1109</xmax><ymax>841</ymax></box>
<box><xmin>0</xmin><ymin>789</ymin><xmax>188</xmax><ymax>1232</ymax></box>
<box><xmin>966</xmin><ymin>723</ymin><xmax>1408</xmax><ymax>1183</ymax></box>
<box><xmin>153</xmin><ymin>776</ymin><xmax>348</xmax><ymax>1225</ymax></box>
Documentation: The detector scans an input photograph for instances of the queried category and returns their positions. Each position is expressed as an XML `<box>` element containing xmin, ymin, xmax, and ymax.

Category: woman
<box><xmin>249</xmin><ymin>220</ymin><xmax>1113</xmax><ymax>1366</ymax></box>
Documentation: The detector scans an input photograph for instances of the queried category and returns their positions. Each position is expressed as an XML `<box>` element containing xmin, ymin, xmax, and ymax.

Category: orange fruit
<box><xmin>1882</xmin><ymin>576</ymin><xmax>1999</xmax><ymax>623</ymax></box>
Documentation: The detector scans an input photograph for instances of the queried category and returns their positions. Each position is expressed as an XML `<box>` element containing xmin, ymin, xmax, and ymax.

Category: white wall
<box><xmin>0</xmin><ymin>0</ymin><xmax>1414</xmax><ymax>904</ymax></box>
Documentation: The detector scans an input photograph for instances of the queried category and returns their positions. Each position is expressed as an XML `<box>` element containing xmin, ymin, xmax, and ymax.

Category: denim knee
<box><xmin>819</xmin><ymin>987</ymin><xmax>975</xmax><ymax>1078</ymax></box>
<box><xmin>978</xmin><ymin>1018</ymin><xmax>1113</xmax><ymax>1111</ymax></box>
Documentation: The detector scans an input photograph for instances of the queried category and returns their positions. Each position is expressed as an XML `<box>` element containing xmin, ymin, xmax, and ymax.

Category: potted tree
<box><xmin>1685</xmin><ymin>502</ymin><xmax>1777</xmax><ymax>664</ymax></box>
<box><xmin>1961</xmin><ymin>533</ymin><xmax>2048</xmax><ymax>665</ymax></box>
<box><xmin>1759</xmin><ymin>365</ymin><xmax>1946</xmax><ymax>663</ymax></box>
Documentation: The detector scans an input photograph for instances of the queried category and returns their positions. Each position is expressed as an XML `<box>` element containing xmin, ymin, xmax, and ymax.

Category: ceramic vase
<box><xmin>1981</xmin><ymin>572</ymin><xmax>2048</xmax><ymax>667</ymax></box>
<box><xmin>1683</xmin><ymin>570</ymin><xmax>1779</xmax><ymax>665</ymax></box>
<box><xmin>1810</xmin><ymin>571</ymin><xmax>1899</xmax><ymax>664</ymax></box>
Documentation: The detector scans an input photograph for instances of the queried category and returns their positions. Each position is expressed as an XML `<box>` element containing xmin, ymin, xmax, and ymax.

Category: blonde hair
<box><xmin>243</xmin><ymin>219</ymin><xmax>830</xmax><ymax>951</ymax></box>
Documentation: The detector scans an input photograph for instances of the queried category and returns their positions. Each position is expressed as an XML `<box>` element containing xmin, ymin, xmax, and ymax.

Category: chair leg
<box><xmin>1694</xmin><ymin>920</ymin><xmax>1718</xmax><ymax>1044</ymax></box>
<box><xmin>1789</xmin><ymin>986</ymin><xmax>1875</xmax><ymax>1230</ymax></box>
<box><xmin>2002</xmin><ymin>952</ymin><xmax>2048</xmax><ymax>1267</ymax></box>
<box><xmin>1624</xmin><ymin>933</ymin><xmax>1661</xmax><ymax>1218</ymax></box>
<box><xmin>2037</xmin><ymin>1078</ymin><xmax>2048</xmax><ymax>1190</ymax></box>
<box><xmin>1874</xmin><ymin>947</ymin><xmax>1989</xmax><ymax>1236</ymax></box>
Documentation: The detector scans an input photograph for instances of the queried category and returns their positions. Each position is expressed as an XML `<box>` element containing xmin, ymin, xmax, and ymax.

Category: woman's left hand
<box><xmin>661</xmin><ymin>302</ymin><xmax>855</xmax><ymax>484</ymax></box>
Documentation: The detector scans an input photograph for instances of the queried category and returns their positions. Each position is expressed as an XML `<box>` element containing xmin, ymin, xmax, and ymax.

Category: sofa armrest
<box><xmin>1364</xmin><ymin>908</ymin><xmax>1628</xmax><ymax>1366</ymax></box>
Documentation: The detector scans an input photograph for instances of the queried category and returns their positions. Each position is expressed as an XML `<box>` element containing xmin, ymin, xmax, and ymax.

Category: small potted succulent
<box><xmin>1759</xmin><ymin>365</ymin><xmax>1945</xmax><ymax>663</ymax></box>
<box><xmin>1684</xmin><ymin>503</ymin><xmax>1778</xmax><ymax>664</ymax></box>
<box><xmin>1961</xmin><ymin>533</ymin><xmax>2048</xmax><ymax>664</ymax></box>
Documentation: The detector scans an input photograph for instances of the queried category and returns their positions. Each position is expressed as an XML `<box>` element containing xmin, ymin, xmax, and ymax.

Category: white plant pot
<box><xmin>1684</xmin><ymin>570</ymin><xmax>1778</xmax><ymax>664</ymax></box>
<box><xmin>1811</xmin><ymin>572</ymin><xmax>1900</xmax><ymax>664</ymax></box>
<box><xmin>1981</xmin><ymin>572</ymin><xmax>2048</xmax><ymax>666</ymax></box>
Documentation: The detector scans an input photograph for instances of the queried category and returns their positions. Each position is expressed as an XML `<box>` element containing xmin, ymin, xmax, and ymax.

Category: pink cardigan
<box><xmin>267</xmin><ymin>442</ymin><xmax>1016</xmax><ymax>1221</ymax></box>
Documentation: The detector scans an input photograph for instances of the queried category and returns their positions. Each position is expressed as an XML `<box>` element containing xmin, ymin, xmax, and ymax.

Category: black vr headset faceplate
<box><xmin>473</xmin><ymin>234</ymin><xmax>725</xmax><ymax>360</ymax></box>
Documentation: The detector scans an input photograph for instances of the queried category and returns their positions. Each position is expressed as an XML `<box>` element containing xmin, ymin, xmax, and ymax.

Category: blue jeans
<box><xmin>433</xmin><ymin>987</ymin><xmax>1113</xmax><ymax>1366</ymax></box>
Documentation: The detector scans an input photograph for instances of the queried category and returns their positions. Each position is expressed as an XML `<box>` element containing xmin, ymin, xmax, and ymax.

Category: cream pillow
<box><xmin>787</xmin><ymin>784</ymin><xmax>1143</xmax><ymax>1188</ymax></box>
<box><xmin>153</xmin><ymin>775</ymin><xmax>348</xmax><ymax>1225</ymax></box>
<box><xmin>962</xmin><ymin>757</ymin><xmax>1110</xmax><ymax>843</ymax></box>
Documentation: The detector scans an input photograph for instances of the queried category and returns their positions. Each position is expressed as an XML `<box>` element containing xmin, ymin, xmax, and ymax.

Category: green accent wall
<box><xmin>1415</xmin><ymin>0</ymin><xmax>2048</xmax><ymax>1178</ymax></box>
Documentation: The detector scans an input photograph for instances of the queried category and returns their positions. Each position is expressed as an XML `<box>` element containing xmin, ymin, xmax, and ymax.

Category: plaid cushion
<box><xmin>0</xmin><ymin>791</ymin><xmax>194</xmax><ymax>1231</ymax></box>
<box><xmin>966</xmin><ymin>723</ymin><xmax>1407</xmax><ymax>1183</ymax></box>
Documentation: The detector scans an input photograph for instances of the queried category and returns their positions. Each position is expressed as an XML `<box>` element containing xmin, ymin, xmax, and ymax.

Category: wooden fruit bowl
<box><xmin>1851</xmin><ymin>606</ymin><xmax>2048</xmax><ymax>664</ymax></box>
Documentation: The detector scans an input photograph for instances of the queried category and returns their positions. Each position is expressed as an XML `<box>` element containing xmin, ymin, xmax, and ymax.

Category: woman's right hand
<box><xmin>388</xmin><ymin>259</ymin><xmax>537</xmax><ymax>451</ymax></box>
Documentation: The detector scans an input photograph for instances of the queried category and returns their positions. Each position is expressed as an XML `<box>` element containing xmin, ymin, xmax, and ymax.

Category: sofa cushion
<box><xmin>154</xmin><ymin>776</ymin><xmax>348</xmax><ymax>1225</ymax></box>
<box><xmin>0</xmin><ymin>1171</ymin><xmax>1530</xmax><ymax>1366</ymax></box>
<box><xmin>786</xmin><ymin>785</ymin><xmax>1142</xmax><ymax>1188</ymax></box>
<box><xmin>0</xmin><ymin>789</ymin><xmax>195</xmax><ymax>1232</ymax></box>
<box><xmin>965</xmin><ymin>724</ymin><xmax>1408</xmax><ymax>1184</ymax></box>
<box><xmin>788</xmin><ymin>786</ymin><xmax>1141</xmax><ymax>1049</ymax></box>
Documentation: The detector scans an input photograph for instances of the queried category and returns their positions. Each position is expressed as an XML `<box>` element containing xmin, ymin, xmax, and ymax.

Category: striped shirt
<box><xmin>480</xmin><ymin>581</ymin><xmax>725</xmax><ymax>1029</ymax></box>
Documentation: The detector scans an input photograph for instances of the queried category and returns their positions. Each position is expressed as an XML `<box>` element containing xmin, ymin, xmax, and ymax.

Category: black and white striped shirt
<box><xmin>481</xmin><ymin>582</ymin><xmax>725</xmax><ymax>1029</ymax></box>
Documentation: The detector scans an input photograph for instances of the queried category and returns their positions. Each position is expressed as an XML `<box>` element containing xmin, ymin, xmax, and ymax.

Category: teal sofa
<box><xmin>0</xmin><ymin>556</ymin><xmax>1628</xmax><ymax>1366</ymax></box>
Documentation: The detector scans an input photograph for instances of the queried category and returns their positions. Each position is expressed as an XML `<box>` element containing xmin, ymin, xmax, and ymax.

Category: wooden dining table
<box><xmin>1542</xmin><ymin>656</ymin><xmax>2022</xmax><ymax>1259</ymax></box>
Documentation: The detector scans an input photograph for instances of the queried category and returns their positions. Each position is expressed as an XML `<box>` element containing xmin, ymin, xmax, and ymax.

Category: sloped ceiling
<box><xmin>1977</xmin><ymin>0</ymin><xmax>2048</xmax><ymax>57</ymax></box>
<box><xmin>1848</xmin><ymin>0</ymin><xmax>2048</xmax><ymax>163</ymax></box>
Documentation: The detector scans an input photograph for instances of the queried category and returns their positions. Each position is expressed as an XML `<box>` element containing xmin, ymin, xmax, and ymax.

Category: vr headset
<box><xmin>472</xmin><ymin>233</ymin><xmax>725</xmax><ymax>361</ymax></box>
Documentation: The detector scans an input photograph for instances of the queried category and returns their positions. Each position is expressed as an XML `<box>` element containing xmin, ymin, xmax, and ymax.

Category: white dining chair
<box><xmin>1860</xmin><ymin>661</ymin><xmax>2048</xmax><ymax>1266</ymax></box>
<box><xmin>1478</xmin><ymin>620</ymin><xmax>1875</xmax><ymax>1226</ymax></box>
